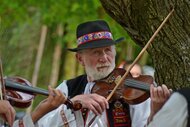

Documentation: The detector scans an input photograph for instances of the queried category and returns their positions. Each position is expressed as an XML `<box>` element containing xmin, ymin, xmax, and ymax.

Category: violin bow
<box><xmin>0</xmin><ymin>59</ymin><xmax>6</xmax><ymax>100</ymax></box>
<box><xmin>87</xmin><ymin>8</ymin><xmax>174</xmax><ymax>127</ymax></box>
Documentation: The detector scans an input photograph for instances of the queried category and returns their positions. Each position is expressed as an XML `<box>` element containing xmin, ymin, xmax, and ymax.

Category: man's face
<box><xmin>77</xmin><ymin>45</ymin><xmax>116</xmax><ymax>81</ymax></box>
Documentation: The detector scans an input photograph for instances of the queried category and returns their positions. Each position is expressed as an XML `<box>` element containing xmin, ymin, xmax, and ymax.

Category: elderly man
<box><xmin>13</xmin><ymin>20</ymin><xmax>171</xmax><ymax>127</ymax></box>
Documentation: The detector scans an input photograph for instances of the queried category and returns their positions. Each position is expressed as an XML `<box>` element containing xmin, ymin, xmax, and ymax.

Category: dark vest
<box><xmin>177</xmin><ymin>88</ymin><xmax>190</xmax><ymax>127</ymax></box>
<box><xmin>67</xmin><ymin>75</ymin><xmax>88</xmax><ymax>98</ymax></box>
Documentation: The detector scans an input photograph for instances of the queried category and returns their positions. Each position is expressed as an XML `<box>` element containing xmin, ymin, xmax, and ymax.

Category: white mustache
<box><xmin>96</xmin><ymin>63</ymin><xmax>110</xmax><ymax>68</ymax></box>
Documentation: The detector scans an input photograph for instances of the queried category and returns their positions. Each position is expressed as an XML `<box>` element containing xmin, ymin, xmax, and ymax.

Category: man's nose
<box><xmin>99</xmin><ymin>52</ymin><xmax>107</xmax><ymax>62</ymax></box>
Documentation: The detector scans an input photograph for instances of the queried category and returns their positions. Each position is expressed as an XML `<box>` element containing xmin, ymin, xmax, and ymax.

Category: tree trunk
<box><xmin>100</xmin><ymin>0</ymin><xmax>190</xmax><ymax>89</ymax></box>
<box><xmin>49</xmin><ymin>24</ymin><xmax>63</xmax><ymax>88</ymax></box>
<box><xmin>31</xmin><ymin>25</ymin><xmax>47</xmax><ymax>87</ymax></box>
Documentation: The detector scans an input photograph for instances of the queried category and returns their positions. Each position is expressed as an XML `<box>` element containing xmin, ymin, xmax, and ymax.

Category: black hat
<box><xmin>67</xmin><ymin>20</ymin><xmax>124</xmax><ymax>52</ymax></box>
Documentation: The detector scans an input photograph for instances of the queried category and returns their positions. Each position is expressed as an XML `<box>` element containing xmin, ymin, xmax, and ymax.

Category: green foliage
<box><xmin>0</xmin><ymin>0</ymin><xmax>138</xmax><ymax>79</ymax></box>
<box><xmin>0</xmin><ymin>0</ymin><xmax>130</xmax><ymax>47</ymax></box>
<box><xmin>0</xmin><ymin>0</ymin><xmax>149</xmax><ymax>112</ymax></box>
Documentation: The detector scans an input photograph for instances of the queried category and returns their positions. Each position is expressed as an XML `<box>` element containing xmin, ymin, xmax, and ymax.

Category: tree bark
<box><xmin>100</xmin><ymin>0</ymin><xmax>190</xmax><ymax>89</ymax></box>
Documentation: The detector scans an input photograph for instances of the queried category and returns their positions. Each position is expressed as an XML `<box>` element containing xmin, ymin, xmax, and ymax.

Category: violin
<box><xmin>91</xmin><ymin>68</ymin><xmax>153</xmax><ymax>105</ymax></box>
<box><xmin>4</xmin><ymin>76</ymin><xmax>82</xmax><ymax>110</ymax></box>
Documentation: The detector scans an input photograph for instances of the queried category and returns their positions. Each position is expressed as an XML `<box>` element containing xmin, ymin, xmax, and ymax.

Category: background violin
<box><xmin>0</xmin><ymin>59</ymin><xmax>81</xmax><ymax>113</ymax></box>
<box><xmin>5</xmin><ymin>76</ymin><xmax>41</xmax><ymax>108</ymax></box>
<box><xmin>4</xmin><ymin>76</ymin><xmax>82</xmax><ymax>110</ymax></box>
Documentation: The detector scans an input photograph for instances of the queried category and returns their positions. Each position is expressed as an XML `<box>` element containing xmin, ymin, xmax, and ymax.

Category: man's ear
<box><xmin>76</xmin><ymin>53</ymin><xmax>85</xmax><ymax>66</ymax></box>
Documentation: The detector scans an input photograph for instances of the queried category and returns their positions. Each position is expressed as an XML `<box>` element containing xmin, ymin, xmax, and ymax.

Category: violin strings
<box><xmin>127</xmin><ymin>79</ymin><xmax>150</xmax><ymax>91</ymax></box>
<box><xmin>125</xmin><ymin>79</ymin><xmax>150</xmax><ymax>91</ymax></box>
<box><xmin>125</xmin><ymin>81</ymin><xmax>149</xmax><ymax>91</ymax></box>
<box><xmin>125</xmin><ymin>79</ymin><xmax>150</xmax><ymax>90</ymax></box>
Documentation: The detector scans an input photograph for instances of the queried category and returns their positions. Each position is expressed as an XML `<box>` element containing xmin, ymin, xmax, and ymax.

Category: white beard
<box><xmin>85</xmin><ymin>62</ymin><xmax>115</xmax><ymax>81</ymax></box>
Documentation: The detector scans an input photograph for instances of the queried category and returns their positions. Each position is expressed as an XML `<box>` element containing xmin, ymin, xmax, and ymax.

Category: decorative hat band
<box><xmin>77</xmin><ymin>31</ymin><xmax>113</xmax><ymax>45</ymax></box>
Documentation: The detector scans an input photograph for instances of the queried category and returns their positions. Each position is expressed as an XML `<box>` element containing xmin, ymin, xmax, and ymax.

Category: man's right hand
<box><xmin>71</xmin><ymin>93</ymin><xmax>109</xmax><ymax>115</ymax></box>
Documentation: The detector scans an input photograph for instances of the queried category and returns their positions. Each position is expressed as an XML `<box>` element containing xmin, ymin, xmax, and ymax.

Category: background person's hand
<box><xmin>0</xmin><ymin>100</ymin><xmax>16</xmax><ymax>126</ymax></box>
<box><xmin>31</xmin><ymin>86</ymin><xmax>67</xmax><ymax>123</ymax></box>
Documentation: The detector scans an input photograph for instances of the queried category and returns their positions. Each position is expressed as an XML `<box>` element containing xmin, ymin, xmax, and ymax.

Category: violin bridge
<box><xmin>114</xmin><ymin>75</ymin><xmax>122</xmax><ymax>84</ymax></box>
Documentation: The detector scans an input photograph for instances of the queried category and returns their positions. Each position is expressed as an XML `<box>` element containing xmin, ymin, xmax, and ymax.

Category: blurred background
<box><xmin>0</xmin><ymin>0</ymin><xmax>153</xmax><ymax>116</ymax></box>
